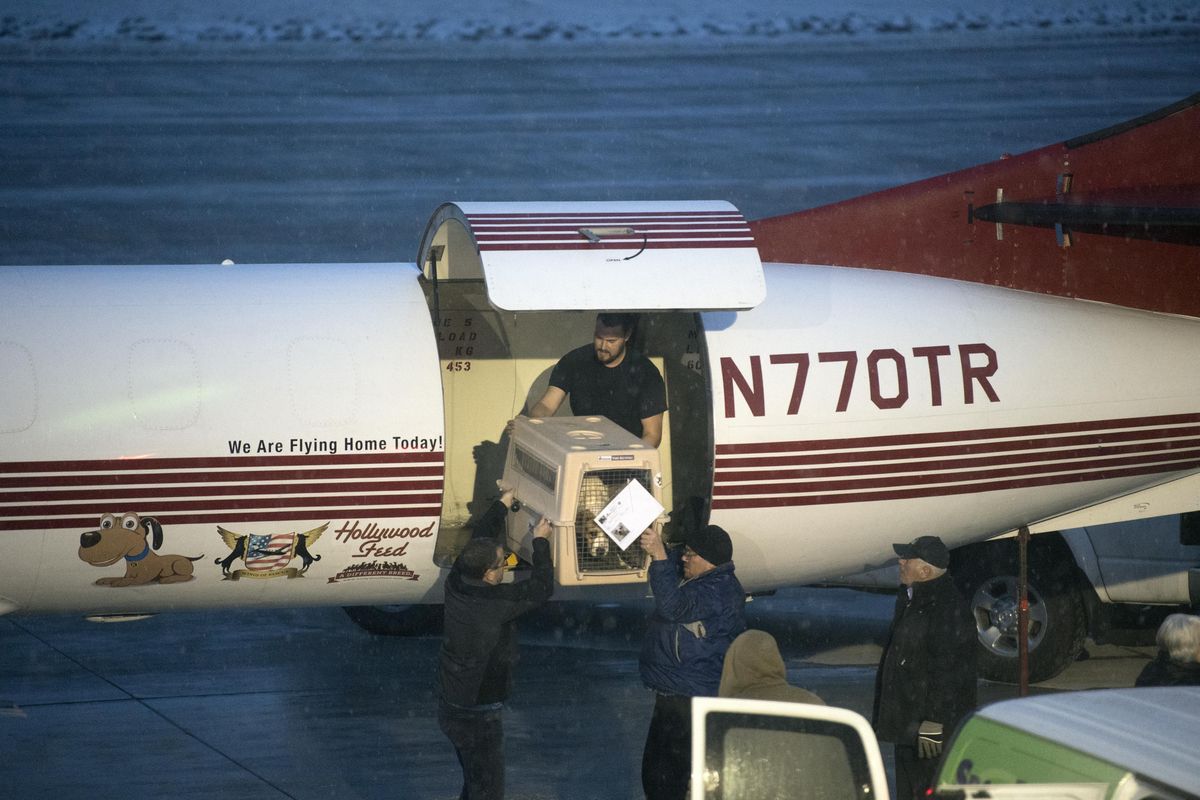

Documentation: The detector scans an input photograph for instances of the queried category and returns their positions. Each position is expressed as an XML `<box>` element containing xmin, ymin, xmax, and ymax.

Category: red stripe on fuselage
<box><xmin>714</xmin><ymin>413</ymin><xmax>1200</xmax><ymax>456</ymax></box>
<box><xmin>716</xmin><ymin>425</ymin><xmax>1200</xmax><ymax>469</ymax></box>
<box><xmin>476</xmin><ymin>240</ymin><xmax>753</xmax><ymax>251</ymax></box>
<box><xmin>0</xmin><ymin>465</ymin><xmax>442</xmax><ymax>489</ymax></box>
<box><xmin>465</xmin><ymin>211</ymin><xmax>742</xmax><ymax>220</ymax></box>
<box><xmin>715</xmin><ymin>439</ymin><xmax>1200</xmax><ymax>482</ymax></box>
<box><xmin>714</xmin><ymin>450</ymin><xmax>1200</xmax><ymax>495</ymax></box>
<box><xmin>0</xmin><ymin>452</ymin><xmax>442</xmax><ymax>474</ymax></box>
<box><xmin>0</xmin><ymin>507</ymin><xmax>443</xmax><ymax>531</ymax></box>
<box><xmin>712</xmin><ymin>461</ymin><xmax>1200</xmax><ymax>509</ymax></box>
<box><xmin>2</xmin><ymin>479</ymin><xmax>444</xmax><ymax>504</ymax></box>
<box><xmin>470</xmin><ymin>223</ymin><xmax>750</xmax><ymax>234</ymax></box>
<box><xmin>0</xmin><ymin>492</ymin><xmax>444</xmax><ymax>519</ymax></box>
<box><xmin>712</xmin><ymin>413</ymin><xmax>1200</xmax><ymax>508</ymax></box>
<box><xmin>0</xmin><ymin>453</ymin><xmax>447</xmax><ymax>531</ymax></box>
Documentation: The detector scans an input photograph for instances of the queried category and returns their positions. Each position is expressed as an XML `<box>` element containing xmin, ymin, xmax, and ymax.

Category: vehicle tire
<box><xmin>952</xmin><ymin>539</ymin><xmax>1087</xmax><ymax>684</ymax></box>
<box><xmin>343</xmin><ymin>604</ymin><xmax>443</xmax><ymax>636</ymax></box>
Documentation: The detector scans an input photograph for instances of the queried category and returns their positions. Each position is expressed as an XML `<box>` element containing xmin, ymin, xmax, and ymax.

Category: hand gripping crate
<box><xmin>502</xmin><ymin>415</ymin><xmax>661</xmax><ymax>586</ymax></box>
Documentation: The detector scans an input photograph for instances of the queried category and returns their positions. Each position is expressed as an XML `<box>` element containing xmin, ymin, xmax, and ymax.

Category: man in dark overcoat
<box><xmin>872</xmin><ymin>535</ymin><xmax>977</xmax><ymax>800</ymax></box>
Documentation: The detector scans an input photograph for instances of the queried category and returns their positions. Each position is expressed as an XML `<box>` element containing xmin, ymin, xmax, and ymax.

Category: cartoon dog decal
<box><xmin>78</xmin><ymin>512</ymin><xmax>203</xmax><ymax>587</ymax></box>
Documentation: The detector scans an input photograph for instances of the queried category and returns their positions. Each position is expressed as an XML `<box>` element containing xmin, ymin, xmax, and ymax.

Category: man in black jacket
<box><xmin>436</xmin><ymin>488</ymin><xmax>554</xmax><ymax>800</ymax></box>
<box><xmin>872</xmin><ymin>535</ymin><xmax>977</xmax><ymax>800</ymax></box>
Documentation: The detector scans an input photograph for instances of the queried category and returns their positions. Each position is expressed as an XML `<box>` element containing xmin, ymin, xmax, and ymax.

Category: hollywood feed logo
<box><xmin>333</xmin><ymin>520</ymin><xmax>435</xmax><ymax>559</ymax></box>
<box><xmin>326</xmin><ymin>520</ymin><xmax>434</xmax><ymax>583</ymax></box>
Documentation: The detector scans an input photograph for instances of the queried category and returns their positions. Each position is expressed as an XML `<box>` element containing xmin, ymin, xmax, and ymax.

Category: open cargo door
<box><xmin>416</xmin><ymin>201</ymin><xmax>766</xmax><ymax>583</ymax></box>
<box><xmin>418</xmin><ymin>201</ymin><xmax>765</xmax><ymax>311</ymax></box>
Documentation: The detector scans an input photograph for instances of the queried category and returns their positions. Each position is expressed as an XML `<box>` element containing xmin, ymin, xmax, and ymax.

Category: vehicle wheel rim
<box><xmin>970</xmin><ymin>575</ymin><xmax>1048</xmax><ymax>657</ymax></box>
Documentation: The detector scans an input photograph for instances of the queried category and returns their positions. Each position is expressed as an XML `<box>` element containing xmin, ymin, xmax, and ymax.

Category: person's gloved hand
<box><xmin>917</xmin><ymin>721</ymin><xmax>944</xmax><ymax>759</ymax></box>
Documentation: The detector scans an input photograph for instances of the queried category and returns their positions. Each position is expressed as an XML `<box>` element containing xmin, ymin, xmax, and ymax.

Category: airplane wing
<box><xmin>749</xmin><ymin>92</ymin><xmax>1200</xmax><ymax>318</ymax></box>
<box><xmin>1024</xmin><ymin>471</ymin><xmax>1200</xmax><ymax>534</ymax></box>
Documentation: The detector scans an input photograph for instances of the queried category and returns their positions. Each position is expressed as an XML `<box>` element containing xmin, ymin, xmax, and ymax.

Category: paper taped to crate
<box><xmin>593</xmin><ymin>479</ymin><xmax>664</xmax><ymax>551</ymax></box>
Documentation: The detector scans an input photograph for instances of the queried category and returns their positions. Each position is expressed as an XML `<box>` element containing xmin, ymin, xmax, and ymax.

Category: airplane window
<box><xmin>0</xmin><ymin>341</ymin><xmax>36</xmax><ymax>433</ymax></box>
<box><xmin>286</xmin><ymin>336</ymin><xmax>357</xmax><ymax>425</ymax></box>
<box><xmin>127</xmin><ymin>338</ymin><xmax>201</xmax><ymax>431</ymax></box>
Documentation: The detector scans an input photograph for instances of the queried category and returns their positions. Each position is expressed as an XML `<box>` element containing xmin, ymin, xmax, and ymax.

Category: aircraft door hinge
<box><xmin>427</xmin><ymin>244</ymin><xmax>445</xmax><ymax>326</ymax></box>
<box><xmin>1055</xmin><ymin>173</ymin><xmax>1074</xmax><ymax>248</ymax></box>
<box><xmin>1055</xmin><ymin>223</ymin><xmax>1072</xmax><ymax>248</ymax></box>
<box><xmin>994</xmin><ymin>188</ymin><xmax>1004</xmax><ymax>240</ymax></box>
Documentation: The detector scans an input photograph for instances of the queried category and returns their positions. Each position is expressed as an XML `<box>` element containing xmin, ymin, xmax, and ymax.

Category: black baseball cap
<box><xmin>893</xmin><ymin>535</ymin><xmax>950</xmax><ymax>569</ymax></box>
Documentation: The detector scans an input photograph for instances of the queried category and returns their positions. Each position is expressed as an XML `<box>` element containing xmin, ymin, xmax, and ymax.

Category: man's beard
<box><xmin>595</xmin><ymin>341</ymin><xmax>625</xmax><ymax>364</ymax></box>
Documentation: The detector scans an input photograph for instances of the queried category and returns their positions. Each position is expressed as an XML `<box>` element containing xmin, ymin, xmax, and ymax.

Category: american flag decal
<box><xmin>245</xmin><ymin>532</ymin><xmax>296</xmax><ymax>572</ymax></box>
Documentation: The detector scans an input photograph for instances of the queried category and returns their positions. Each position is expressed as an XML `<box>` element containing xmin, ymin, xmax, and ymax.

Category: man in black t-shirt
<box><xmin>528</xmin><ymin>313</ymin><xmax>667</xmax><ymax>446</ymax></box>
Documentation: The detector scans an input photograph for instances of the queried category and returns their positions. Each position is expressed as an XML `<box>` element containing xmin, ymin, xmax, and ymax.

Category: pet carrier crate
<box><xmin>502</xmin><ymin>415</ymin><xmax>663</xmax><ymax>586</ymax></box>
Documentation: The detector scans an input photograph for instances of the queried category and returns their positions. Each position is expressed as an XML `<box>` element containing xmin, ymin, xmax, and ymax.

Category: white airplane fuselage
<box><xmin>2</xmin><ymin>256</ymin><xmax>1197</xmax><ymax>615</ymax></box>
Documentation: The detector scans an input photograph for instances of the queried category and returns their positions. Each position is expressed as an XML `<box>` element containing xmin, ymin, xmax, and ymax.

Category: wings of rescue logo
<box><xmin>215</xmin><ymin>523</ymin><xmax>327</xmax><ymax>580</ymax></box>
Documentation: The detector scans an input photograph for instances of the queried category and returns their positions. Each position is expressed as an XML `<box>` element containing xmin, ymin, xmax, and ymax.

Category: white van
<box><xmin>691</xmin><ymin>687</ymin><xmax>1200</xmax><ymax>800</ymax></box>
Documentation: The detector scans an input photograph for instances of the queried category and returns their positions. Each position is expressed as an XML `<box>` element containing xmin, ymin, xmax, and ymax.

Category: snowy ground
<box><xmin>3</xmin><ymin>27</ymin><xmax>1197</xmax><ymax>267</ymax></box>
<box><xmin>2</xmin><ymin>0</ymin><xmax>1197</xmax><ymax>48</ymax></box>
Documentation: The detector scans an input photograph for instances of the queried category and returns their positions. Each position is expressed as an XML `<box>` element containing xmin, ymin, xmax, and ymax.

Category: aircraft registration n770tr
<box><xmin>1</xmin><ymin>94</ymin><xmax>1197</xmax><ymax>640</ymax></box>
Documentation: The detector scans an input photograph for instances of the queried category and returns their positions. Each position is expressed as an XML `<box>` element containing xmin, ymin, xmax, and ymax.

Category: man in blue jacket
<box><xmin>639</xmin><ymin>523</ymin><xmax>746</xmax><ymax>800</ymax></box>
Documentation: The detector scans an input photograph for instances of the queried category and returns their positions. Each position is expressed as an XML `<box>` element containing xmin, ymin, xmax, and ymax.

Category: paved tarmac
<box><xmin>0</xmin><ymin>587</ymin><xmax>1156</xmax><ymax>799</ymax></box>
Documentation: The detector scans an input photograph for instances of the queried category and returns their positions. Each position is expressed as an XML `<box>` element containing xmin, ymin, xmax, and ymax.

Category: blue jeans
<box><xmin>438</xmin><ymin>699</ymin><xmax>505</xmax><ymax>800</ymax></box>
